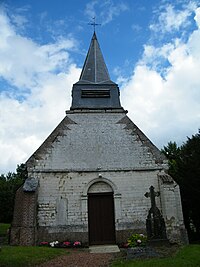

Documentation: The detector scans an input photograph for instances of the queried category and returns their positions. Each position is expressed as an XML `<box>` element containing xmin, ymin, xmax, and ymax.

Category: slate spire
<box><xmin>79</xmin><ymin>32</ymin><xmax>111</xmax><ymax>84</ymax></box>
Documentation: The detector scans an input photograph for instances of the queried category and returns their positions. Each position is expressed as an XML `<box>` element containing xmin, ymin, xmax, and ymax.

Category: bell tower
<box><xmin>70</xmin><ymin>32</ymin><xmax>123</xmax><ymax>111</ymax></box>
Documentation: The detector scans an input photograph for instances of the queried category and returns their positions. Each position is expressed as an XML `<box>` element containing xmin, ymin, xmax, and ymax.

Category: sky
<box><xmin>0</xmin><ymin>0</ymin><xmax>200</xmax><ymax>174</ymax></box>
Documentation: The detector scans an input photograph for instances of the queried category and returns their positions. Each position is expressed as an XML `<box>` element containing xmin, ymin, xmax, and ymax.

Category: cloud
<box><xmin>150</xmin><ymin>2</ymin><xmax>197</xmax><ymax>34</ymax></box>
<box><xmin>194</xmin><ymin>6</ymin><xmax>200</xmax><ymax>26</ymax></box>
<box><xmin>0</xmin><ymin>7</ymin><xmax>81</xmax><ymax>173</ymax></box>
<box><xmin>85</xmin><ymin>1</ymin><xmax>98</xmax><ymax>18</ymax></box>
<box><xmin>84</xmin><ymin>0</ymin><xmax>128</xmax><ymax>25</ymax></box>
<box><xmin>131</xmin><ymin>24</ymin><xmax>142</xmax><ymax>32</ymax></box>
<box><xmin>120</xmin><ymin>3</ymin><xmax>200</xmax><ymax>148</ymax></box>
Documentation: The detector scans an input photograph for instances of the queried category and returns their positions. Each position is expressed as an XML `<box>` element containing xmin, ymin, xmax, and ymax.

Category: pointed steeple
<box><xmin>70</xmin><ymin>32</ymin><xmax>123</xmax><ymax>111</ymax></box>
<box><xmin>79</xmin><ymin>32</ymin><xmax>111</xmax><ymax>84</ymax></box>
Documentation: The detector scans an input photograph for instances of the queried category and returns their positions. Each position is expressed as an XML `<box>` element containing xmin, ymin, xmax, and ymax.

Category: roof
<box><xmin>78</xmin><ymin>32</ymin><xmax>113</xmax><ymax>84</ymax></box>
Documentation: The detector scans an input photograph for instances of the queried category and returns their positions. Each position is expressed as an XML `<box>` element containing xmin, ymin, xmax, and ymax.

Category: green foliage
<box><xmin>0</xmin><ymin>246</ymin><xmax>68</xmax><ymax>267</ymax></box>
<box><xmin>128</xmin><ymin>233</ymin><xmax>147</xmax><ymax>247</ymax></box>
<box><xmin>161</xmin><ymin>141</ymin><xmax>181</xmax><ymax>182</ymax></box>
<box><xmin>0</xmin><ymin>223</ymin><xmax>10</xmax><ymax>236</ymax></box>
<box><xmin>0</xmin><ymin>163</ymin><xmax>27</xmax><ymax>223</ymax></box>
<box><xmin>162</xmin><ymin>130</ymin><xmax>200</xmax><ymax>242</ymax></box>
<box><xmin>0</xmin><ymin>223</ymin><xmax>10</xmax><ymax>245</ymax></box>
<box><xmin>178</xmin><ymin>130</ymin><xmax>200</xmax><ymax>241</ymax></box>
<box><xmin>112</xmin><ymin>245</ymin><xmax>200</xmax><ymax>267</ymax></box>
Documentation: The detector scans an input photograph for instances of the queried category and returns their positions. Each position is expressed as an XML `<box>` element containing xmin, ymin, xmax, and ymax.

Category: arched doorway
<box><xmin>88</xmin><ymin>182</ymin><xmax>116</xmax><ymax>245</ymax></box>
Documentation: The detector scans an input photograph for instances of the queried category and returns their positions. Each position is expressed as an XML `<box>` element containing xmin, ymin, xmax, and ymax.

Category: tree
<box><xmin>161</xmin><ymin>141</ymin><xmax>181</xmax><ymax>182</ymax></box>
<box><xmin>0</xmin><ymin>164</ymin><xmax>27</xmax><ymax>223</ymax></box>
<box><xmin>162</xmin><ymin>131</ymin><xmax>200</xmax><ymax>242</ymax></box>
<box><xmin>179</xmin><ymin>130</ymin><xmax>200</xmax><ymax>241</ymax></box>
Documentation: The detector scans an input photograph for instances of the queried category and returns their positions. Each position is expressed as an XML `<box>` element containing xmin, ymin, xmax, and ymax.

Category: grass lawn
<box><xmin>112</xmin><ymin>245</ymin><xmax>200</xmax><ymax>267</ymax></box>
<box><xmin>0</xmin><ymin>246</ymin><xmax>69</xmax><ymax>267</ymax></box>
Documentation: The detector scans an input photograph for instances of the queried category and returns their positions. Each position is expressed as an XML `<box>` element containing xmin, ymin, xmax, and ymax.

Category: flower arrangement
<box><xmin>39</xmin><ymin>240</ymin><xmax>82</xmax><ymax>248</ymax></box>
<box><xmin>39</xmin><ymin>241</ymin><xmax>49</xmax><ymax>247</ymax></box>
<box><xmin>49</xmin><ymin>241</ymin><xmax>59</xmax><ymax>247</ymax></box>
<box><xmin>127</xmin><ymin>233</ymin><xmax>147</xmax><ymax>247</ymax></box>
<box><xmin>73</xmin><ymin>241</ymin><xmax>81</xmax><ymax>247</ymax></box>
<box><xmin>62</xmin><ymin>241</ymin><xmax>71</xmax><ymax>248</ymax></box>
<box><xmin>120</xmin><ymin>242</ymin><xmax>129</xmax><ymax>248</ymax></box>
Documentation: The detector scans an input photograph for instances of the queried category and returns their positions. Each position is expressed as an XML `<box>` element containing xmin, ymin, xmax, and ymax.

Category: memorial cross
<box><xmin>144</xmin><ymin>186</ymin><xmax>160</xmax><ymax>209</ymax></box>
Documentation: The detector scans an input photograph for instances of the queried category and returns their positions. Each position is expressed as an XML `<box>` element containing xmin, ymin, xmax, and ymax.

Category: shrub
<box><xmin>128</xmin><ymin>233</ymin><xmax>147</xmax><ymax>247</ymax></box>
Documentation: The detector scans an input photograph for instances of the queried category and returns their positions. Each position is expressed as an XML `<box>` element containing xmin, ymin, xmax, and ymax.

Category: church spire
<box><xmin>70</xmin><ymin>32</ymin><xmax>123</xmax><ymax>111</ymax></box>
<box><xmin>79</xmin><ymin>32</ymin><xmax>111</xmax><ymax>84</ymax></box>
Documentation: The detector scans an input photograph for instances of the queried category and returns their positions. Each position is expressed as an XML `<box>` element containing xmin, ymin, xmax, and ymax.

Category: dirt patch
<box><xmin>35</xmin><ymin>245</ymin><xmax>180</xmax><ymax>267</ymax></box>
<box><xmin>35</xmin><ymin>248</ymin><xmax>118</xmax><ymax>267</ymax></box>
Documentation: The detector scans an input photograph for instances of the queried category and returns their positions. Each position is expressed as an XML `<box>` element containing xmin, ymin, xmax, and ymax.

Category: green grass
<box><xmin>0</xmin><ymin>223</ymin><xmax>10</xmax><ymax>236</ymax></box>
<box><xmin>0</xmin><ymin>246</ymin><xmax>69</xmax><ymax>267</ymax></box>
<box><xmin>112</xmin><ymin>245</ymin><xmax>200</xmax><ymax>267</ymax></box>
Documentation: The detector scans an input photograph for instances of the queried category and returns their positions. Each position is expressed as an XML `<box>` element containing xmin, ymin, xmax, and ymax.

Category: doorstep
<box><xmin>89</xmin><ymin>245</ymin><xmax>120</xmax><ymax>253</ymax></box>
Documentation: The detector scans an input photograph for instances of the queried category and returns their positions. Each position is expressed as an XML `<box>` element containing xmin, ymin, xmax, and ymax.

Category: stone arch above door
<box><xmin>82</xmin><ymin>177</ymin><xmax>119</xmax><ymax>196</ymax></box>
<box><xmin>88</xmin><ymin>181</ymin><xmax>113</xmax><ymax>194</ymax></box>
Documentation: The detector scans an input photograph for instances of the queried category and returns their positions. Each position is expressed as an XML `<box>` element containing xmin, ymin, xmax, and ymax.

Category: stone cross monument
<box><xmin>145</xmin><ymin>186</ymin><xmax>167</xmax><ymax>240</ymax></box>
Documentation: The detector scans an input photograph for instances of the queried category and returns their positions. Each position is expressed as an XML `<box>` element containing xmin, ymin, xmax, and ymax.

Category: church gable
<box><xmin>27</xmin><ymin>112</ymin><xmax>167</xmax><ymax>172</ymax></box>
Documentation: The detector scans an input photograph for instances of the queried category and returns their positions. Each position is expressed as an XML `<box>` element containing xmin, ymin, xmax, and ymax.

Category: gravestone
<box><xmin>145</xmin><ymin>186</ymin><xmax>167</xmax><ymax>241</ymax></box>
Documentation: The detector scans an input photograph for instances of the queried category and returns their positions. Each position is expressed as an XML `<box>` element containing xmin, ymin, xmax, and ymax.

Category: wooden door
<box><xmin>88</xmin><ymin>193</ymin><xmax>115</xmax><ymax>245</ymax></box>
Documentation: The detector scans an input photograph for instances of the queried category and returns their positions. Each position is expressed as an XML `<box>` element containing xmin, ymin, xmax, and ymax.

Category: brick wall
<box><xmin>10</xmin><ymin>186</ymin><xmax>38</xmax><ymax>245</ymax></box>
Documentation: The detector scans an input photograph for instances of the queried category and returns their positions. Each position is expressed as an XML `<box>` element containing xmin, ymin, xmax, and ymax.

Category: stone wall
<box><xmin>16</xmin><ymin>110</ymin><xmax>186</xmax><ymax>246</ymax></box>
<box><xmin>35</xmin><ymin>170</ymin><xmax>167</xmax><ymax>244</ymax></box>
<box><xmin>27</xmin><ymin>112</ymin><xmax>167</xmax><ymax>172</ymax></box>
<box><xmin>158</xmin><ymin>173</ymin><xmax>188</xmax><ymax>244</ymax></box>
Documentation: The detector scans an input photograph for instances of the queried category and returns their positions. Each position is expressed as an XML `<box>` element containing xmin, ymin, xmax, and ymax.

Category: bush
<box><xmin>128</xmin><ymin>233</ymin><xmax>147</xmax><ymax>247</ymax></box>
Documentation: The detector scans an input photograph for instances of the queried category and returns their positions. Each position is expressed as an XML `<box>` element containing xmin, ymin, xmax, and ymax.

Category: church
<box><xmin>10</xmin><ymin>31</ymin><xmax>188</xmax><ymax>246</ymax></box>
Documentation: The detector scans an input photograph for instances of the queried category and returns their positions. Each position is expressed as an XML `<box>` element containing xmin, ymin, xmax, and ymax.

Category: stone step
<box><xmin>89</xmin><ymin>245</ymin><xmax>120</xmax><ymax>253</ymax></box>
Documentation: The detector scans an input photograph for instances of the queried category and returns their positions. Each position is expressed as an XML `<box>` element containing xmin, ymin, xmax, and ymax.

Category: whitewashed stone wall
<box><xmin>158</xmin><ymin>175</ymin><xmax>187</xmax><ymax>243</ymax></box>
<box><xmin>36</xmin><ymin>170</ymin><xmax>163</xmax><ymax>232</ymax></box>
<box><xmin>28</xmin><ymin>112</ymin><xmax>167</xmax><ymax>172</ymax></box>
<box><xmin>26</xmin><ymin>111</ymin><xmax>186</xmax><ymax>244</ymax></box>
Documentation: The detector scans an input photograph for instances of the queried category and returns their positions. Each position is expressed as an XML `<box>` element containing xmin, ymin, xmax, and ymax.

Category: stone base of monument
<box><xmin>147</xmin><ymin>239</ymin><xmax>170</xmax><ymax>247</ymax></box>
<box><xmin>127</xmin><ymin>246</ymin><xmax>161</xmax><ymax>259</ymax></box>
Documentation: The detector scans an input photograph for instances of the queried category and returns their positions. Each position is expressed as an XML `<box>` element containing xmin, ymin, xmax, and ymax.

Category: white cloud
<box><xmin>0</xmin><ymin>8</ymin><xmax>81</xmax><ymax>173</ymax></box>
<box><xmin>85</xmin><ymin>1</ymin><xmax>98</xmax><ymax>18</ymax></box>
<box><xmin>121</xmin><ymin>4</ymin><xmax>200</xmax><ymax>148</ymax></box>
<box><xmin>150</xmin><ymin>2</ymin><xmax>196</xmax><ymax>34</ymax></box>
<box><xmin>84</xmin><ymin>0</ymin><xmax>128</xmax><ymax>25</ymax></box>
<box><xmin>194</xmin><ymin>6</ymin><xmax>200</xmax><ymax>26</ymax></box>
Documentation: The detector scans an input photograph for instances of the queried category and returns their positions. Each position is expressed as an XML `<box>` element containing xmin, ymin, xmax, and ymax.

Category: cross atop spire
<box><xmin>88</xmin><ymin>17</ymin><xmax>101</xmax><ymax>32</ymax></box>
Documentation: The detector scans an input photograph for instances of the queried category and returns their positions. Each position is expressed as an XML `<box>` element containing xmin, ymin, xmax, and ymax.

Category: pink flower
<box><xmin>39</xmin><ymin>241</ymin><xmax>49</xmax><ymax>245</ymax></box>
<box><xmin>122</xmin><ymin>243</ymin><xmax>129</xmax><ymax>248</ymax></box>
<box><xmin>73</xmin><ymin>241</ymin><xmax>81</xmax><ymax>246</ymax></box>
<box><xmin>63</xmin><ymin>241</ymin><xmax>71</xmax><ymax>246</ymax></box>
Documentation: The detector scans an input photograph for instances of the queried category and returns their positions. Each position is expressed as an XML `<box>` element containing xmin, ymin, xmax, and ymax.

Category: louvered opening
<box><xmin>81</xmin><ymin>89</ymin><xmax>110</xmax><ymax>98</ymax></box>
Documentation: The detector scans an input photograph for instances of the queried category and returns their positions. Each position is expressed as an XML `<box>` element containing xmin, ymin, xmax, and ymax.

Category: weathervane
<box><xmin>88</xmin><ymin>17</ymin><xmax>101</xmax><ymax>32</ymax></box>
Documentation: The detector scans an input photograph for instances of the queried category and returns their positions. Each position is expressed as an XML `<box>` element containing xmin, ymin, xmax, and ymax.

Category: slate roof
<box><xmin>78</xmin><ymin>32</ymin><xmax>114</xmax><ymax>84</ymax></box>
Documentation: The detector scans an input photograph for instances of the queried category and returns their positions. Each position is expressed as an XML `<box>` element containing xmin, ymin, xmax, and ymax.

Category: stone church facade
<box><xmin>11</xmin><ymin>32</ymin><xmax>188</xmax><ymax>246</ymax></box>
